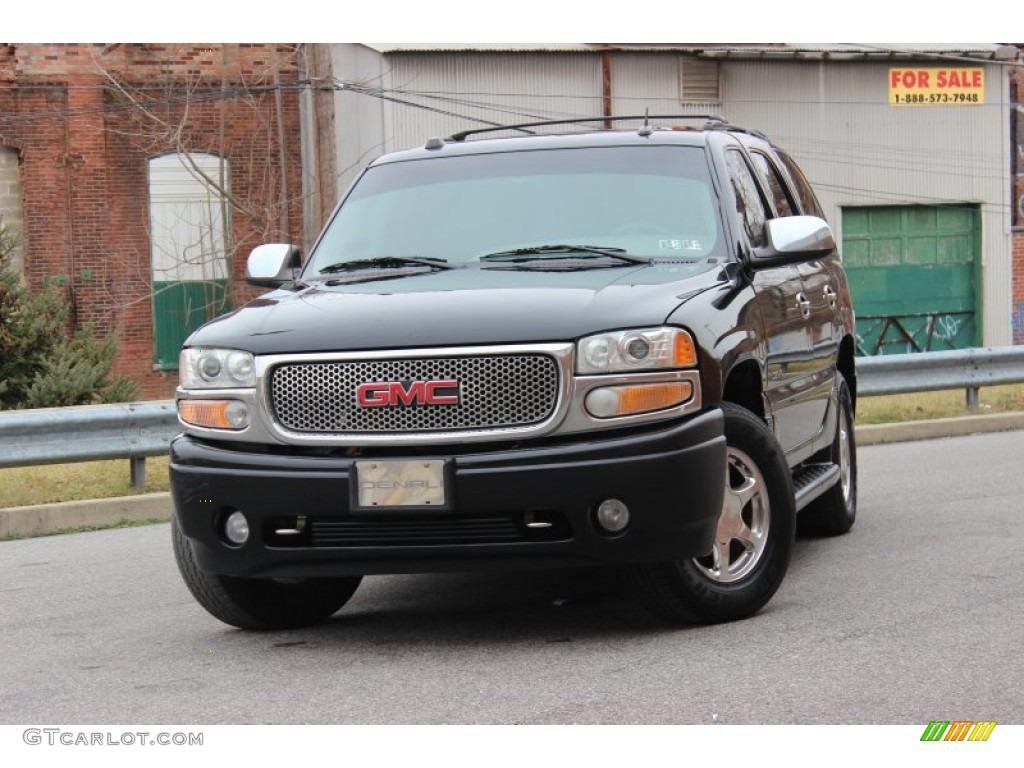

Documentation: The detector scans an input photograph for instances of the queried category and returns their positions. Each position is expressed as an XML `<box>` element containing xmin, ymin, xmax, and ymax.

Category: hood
<box><xmin>187</xmin><ymin>262</ymin><xmax>725</xmax><ymax>355</ymax></box>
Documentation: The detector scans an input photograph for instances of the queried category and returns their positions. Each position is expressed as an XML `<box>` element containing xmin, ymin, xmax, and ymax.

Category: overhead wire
<box><xmin>1</xmin><ymin>74</ymin><xmax>1019</xmax><ymax>213</ymax></box>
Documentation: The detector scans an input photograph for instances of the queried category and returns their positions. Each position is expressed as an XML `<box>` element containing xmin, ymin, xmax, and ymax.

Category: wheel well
<box><xmin>722</xmin><ymin>360</ymin><xmax>765</xmax><ymax>421</ymax></box>
<box><xmin>837</xmin><ymin>335</ymin><xmax>857</xmax><ymax>413</ymax></box>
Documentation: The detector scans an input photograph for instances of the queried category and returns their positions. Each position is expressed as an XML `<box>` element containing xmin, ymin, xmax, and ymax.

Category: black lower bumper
<box><xmin>170</xmin><ymin>409</ymin><xmax>726</xmax><ymax>578</ymax></box>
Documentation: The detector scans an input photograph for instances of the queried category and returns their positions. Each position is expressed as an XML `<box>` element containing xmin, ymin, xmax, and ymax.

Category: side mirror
<box><xmin>246</xmin><ymin>244</ymin><xmax>301</xmax><ymax>287</ymax></box>
<box><xmin>751</xmin><ymin>216</ymin><xmax>836</xmax><ymax>267</ymax></box>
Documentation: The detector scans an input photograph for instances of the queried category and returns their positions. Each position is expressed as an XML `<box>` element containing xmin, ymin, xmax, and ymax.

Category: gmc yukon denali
<box><xmin>170</xmin><ymin>116</ymin><xmax>858</xmax><ymax>629</ymax></box>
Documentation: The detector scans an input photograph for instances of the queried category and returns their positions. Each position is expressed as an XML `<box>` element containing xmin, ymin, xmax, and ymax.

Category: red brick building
<box><xmin>0</xmin><ymin>43</ymin><xmax>303</xmax><ymax>397</ymax></box>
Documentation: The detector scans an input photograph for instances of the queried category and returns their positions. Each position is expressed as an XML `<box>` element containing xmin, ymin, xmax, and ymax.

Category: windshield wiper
<box><xmin>318</xmin><ymin>256</ymin><xmax>453</xmax><ymax>274</ymax></box>
<box><xmin>478</xmin><ymin>245</ymin><xmax>649</xmax><ymax>264</ymax></box>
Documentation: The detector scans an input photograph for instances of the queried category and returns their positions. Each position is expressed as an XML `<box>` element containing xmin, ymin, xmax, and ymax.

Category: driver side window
<box><xmin>725</xmin><ymin>150</ymin><xmax>768</xmax><ymax>248</ymax></box>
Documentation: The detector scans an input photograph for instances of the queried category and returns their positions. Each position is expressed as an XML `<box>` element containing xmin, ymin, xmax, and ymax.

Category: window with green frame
<box><xmin>148</xmin><ymin>153</ymin><xmax>232</xmax><ymax>370</ymax></box>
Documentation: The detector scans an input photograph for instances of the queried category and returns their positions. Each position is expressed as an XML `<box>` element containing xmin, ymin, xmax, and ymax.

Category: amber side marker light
<box><xmin>178</xmin><ymin>399</ymin><xmax>250</xmax><ymax>430</ymax></box>
<box><xmin>674</xmin><ymin>332</ymin><xmax>698</xmax><ymax>367</ymax></box>
<box><xmin>585</xmin><ymin>381</ymin><xmax>693</xmax><ymax>418</ymax></box>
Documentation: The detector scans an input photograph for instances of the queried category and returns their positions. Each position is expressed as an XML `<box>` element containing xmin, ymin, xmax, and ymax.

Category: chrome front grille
<box><xmin>269</xmin><ymin>354</ymin><xmax>560</xmax><ymax>434</ymax></box>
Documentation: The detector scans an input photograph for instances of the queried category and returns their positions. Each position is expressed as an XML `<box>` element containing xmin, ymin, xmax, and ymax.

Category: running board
<box><xmin>793</xmin><ymin>463</ymin><xmax>841</xmax><ymax>512</ymax></box>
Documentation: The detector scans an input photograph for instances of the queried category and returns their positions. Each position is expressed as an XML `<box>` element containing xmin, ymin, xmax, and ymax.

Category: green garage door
<box><xmin>842</xmin><ymin>204</ymin><xmax>979</xmax><ymax>356</ymax></box>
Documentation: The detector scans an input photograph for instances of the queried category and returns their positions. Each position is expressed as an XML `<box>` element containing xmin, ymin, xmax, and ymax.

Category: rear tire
<box><xmin>627</xmin><ymin>403</ymin><xmax>796</xmax><ymax>625</ymax></box>
<box><xmin>798</xmin><ymin>375</ymin><xmax>857</xmax><ymax>537</ymax></box>
<box><xmin>172</xmin><ymin>517</ymin><xmax>362</xmax><ymax>630</ymax></box>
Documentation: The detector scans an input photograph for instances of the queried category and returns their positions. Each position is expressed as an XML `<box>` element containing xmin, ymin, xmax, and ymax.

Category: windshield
<box><xmin>305</xmin><ymin>146</ymin><xmax>726</xmax><ymax>274</ymax></box>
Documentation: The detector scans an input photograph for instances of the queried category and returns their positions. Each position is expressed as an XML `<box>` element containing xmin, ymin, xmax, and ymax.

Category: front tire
<box><xmin>628</xmin><ymin>403</ymin><xmax>796</xmax><ymax>625</ymax></box>
<box><xmin>172</xmin><ymin>517</ymin><xmax>362</xmax><ymax>630</ymax></box>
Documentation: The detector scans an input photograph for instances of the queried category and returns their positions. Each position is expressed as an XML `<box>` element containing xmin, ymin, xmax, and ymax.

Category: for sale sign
<box><xmin>889</xmin><ymin>68</ymin><xmax>985</xmax><ymax>106</ymax></box>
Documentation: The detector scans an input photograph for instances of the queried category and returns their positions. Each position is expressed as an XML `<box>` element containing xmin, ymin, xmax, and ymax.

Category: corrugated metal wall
<box><xmin>332</xmin><ymin>49</ymin><xmax>606</xmax><ymax>197</ymax></box>
<box><xmin>719</xmin><ymin>60</ymin><xmax>1011</xmax><ymax>346</ymax></box>
<box><xmin>325</xmin><ymin>46</ymin><xmax>1013</xmax><ymax>345</ymax></box>
<box><xmin>608</xmin><ymin>53</ymin><xmax>684</xmax><ymax>116</ymax></box>
<box><xmin>382</xmin><ymin>52</ymin><xmax>604</xmax><ymax>146</ymax></box>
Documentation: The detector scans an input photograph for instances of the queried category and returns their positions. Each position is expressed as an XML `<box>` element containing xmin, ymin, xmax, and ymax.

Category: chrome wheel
<box><xmin>838</xmin><ymin>402</ymin><xmax>852</xmax><ymax>506</ymax></box>
<box><xmin>694</xmin><ymin>446</ymin><xmax>770</xmax><ymax>584</ymax></box>
<box><xmin>627</xmin><ymin>403</ymin><xmax>795</xmax><ymax>625</ymax></box>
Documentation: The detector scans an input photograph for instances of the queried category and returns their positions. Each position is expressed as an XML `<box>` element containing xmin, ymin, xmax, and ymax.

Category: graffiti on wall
<box><xmin>1014</xmin><ymin>301</ymin><xmax>1024</xmax><ymax>345</ymax></box>
<box><xmin>856</xmin><ymin>311</ymin><xmax>974</xmax><ymax>356</ymax></box>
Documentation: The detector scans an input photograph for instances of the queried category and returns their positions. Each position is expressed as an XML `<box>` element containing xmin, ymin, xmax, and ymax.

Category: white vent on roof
<box><xmin>679</xmin><ymin>58</ymin><xmax>720</xmax><ymax>103</ymax></box>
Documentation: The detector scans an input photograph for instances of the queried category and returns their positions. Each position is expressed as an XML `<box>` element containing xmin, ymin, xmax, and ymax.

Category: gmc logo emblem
<box><xmin>356</xmin><ymin>380</ymin><xmax>461</xmax><ymax>407</ymax></box>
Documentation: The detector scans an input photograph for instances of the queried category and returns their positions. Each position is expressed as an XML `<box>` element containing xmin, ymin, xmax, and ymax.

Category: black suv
<box><xmin>170</xmin><ymin>116</ymin><xmax>857</xmax><ymax>630</ymax></box>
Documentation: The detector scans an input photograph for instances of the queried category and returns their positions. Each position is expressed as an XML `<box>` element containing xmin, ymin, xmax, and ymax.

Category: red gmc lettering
<box><xmin>357</xmin><ymin>380</ymin><xmax>460</xmax><ymax>407</ymax></box>
<box><xmin>424</xmin><ymin>380</ymin><xmax>460</xmax><ymax>405</ymax></box>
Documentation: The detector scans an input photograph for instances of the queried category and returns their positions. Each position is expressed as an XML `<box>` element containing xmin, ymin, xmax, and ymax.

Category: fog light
<box><xmin>595</xmin><ymin>498</ymin><xmax>630</xmax><ymax>533</ymax></box>
<box><xmin>224</xmin><ymin>510</ymin><xmax>250</xmax><ymax>545</ymax></box>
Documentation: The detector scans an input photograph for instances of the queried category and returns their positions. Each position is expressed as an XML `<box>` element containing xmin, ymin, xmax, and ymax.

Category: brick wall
<box><xmin>0</xmin><ymin>43</ymin><xmax>303</xmax><ymax>397</ymax></box>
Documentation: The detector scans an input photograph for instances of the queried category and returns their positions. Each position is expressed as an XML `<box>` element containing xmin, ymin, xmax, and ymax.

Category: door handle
<box><xmin>796</xmin><ymin>292</ymin><xmax>811</xmax><ymax>319</ymax></box>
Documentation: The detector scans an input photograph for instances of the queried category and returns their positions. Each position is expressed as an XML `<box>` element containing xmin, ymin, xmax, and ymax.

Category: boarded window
<box><xmin>148</xmin><ymin>153</ymin><xmax>231</xmax><ymax>370</ymax></box>
<box><xmin>0</xmin><ymin>146</ymin><xmax>25</xmax><ymax>274</ymax></box>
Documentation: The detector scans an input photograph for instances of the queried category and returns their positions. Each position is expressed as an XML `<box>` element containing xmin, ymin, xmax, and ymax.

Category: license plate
<box><xmin>354</xmin><ymin>459</ymin><xmax>447</xmax><ymax>509</ymax></box>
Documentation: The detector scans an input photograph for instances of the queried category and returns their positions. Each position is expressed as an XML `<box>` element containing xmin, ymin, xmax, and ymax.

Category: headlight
<box><xmin>180</xmin><ymin>348</ymin><xmax>256</xmax><ymax>389</ymax></box>
<box><xmin>576</xmin><ymin>327</ymin><xmax>697</xmax><ymax>374</ymax></box>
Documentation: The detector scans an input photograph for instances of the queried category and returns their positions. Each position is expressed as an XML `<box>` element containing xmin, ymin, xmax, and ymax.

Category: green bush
<box><xmin>0</xmin><ymin>225</ymin><xmax>139</xmax><ymax>409</ymax></box>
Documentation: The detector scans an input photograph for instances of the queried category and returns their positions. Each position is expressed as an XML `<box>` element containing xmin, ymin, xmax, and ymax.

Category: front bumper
<box><xmin>170</xmin><ymin>409</ymin><xmax>726</xmax><ymax>578</ymax></box>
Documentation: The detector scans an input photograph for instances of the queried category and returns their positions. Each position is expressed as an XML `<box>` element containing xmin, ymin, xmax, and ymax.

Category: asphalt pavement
<box><xmin>1</xmin><ymin>429</ymin><xmax>1023</xmax><ymax>724</ymax></box>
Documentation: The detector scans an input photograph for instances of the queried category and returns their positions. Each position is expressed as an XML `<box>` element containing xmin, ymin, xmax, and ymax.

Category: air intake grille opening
<box><xmin>270</xmin><ymin>354</ymin><xmax>559</xmax><ymax>433</ymax></box>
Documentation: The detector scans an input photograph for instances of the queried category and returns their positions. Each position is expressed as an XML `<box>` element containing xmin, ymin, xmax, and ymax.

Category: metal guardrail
<box><xmin>0</xmin><ymin>400</ymin><xmax>177</xmax><ymax>488</ymax></box>
<box><xmin>1</xmin><ymin>346</ymin><xmax>1022</xmax><ymax>489</ymax></box>
<box><xmin>856</xmin><ymin>346</ymin><xmax>1024</xmax><ymax>407</ymax></box>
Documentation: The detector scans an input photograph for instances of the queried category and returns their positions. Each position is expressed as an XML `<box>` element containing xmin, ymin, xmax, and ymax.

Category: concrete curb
<box><xmin>2</xmin><ymin>413</ymin><xmax>1022</xmax><ymax>539</ymax></box>
<box><xmin>0</xmin><ymin>493</ymin><xmax>171</xmax><ymax>540</ymax></box>
<box><xmin>855</xmin><ymin>411</ymin><xmax>1024</xmax><ymax>446</ymax></box>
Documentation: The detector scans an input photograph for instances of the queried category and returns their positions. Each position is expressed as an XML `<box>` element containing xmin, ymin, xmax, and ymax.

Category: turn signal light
<box><xmin>178</xmin><ymin>399</ymin><xmax>250</xmax><ymax>430</ymax></box>
<box><xmin>584</xmin><ymin>382</ymin><xmax>693</xmax><ymax>418</ymax></box>
<box><xmin>674</xmin><ymin>332</ymin><xmax>698</xmax><ymax>367</ymax></box>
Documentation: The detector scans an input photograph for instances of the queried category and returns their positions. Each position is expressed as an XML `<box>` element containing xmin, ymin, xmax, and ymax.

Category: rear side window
<box><xmin>724</xmin><ymin>149</ymin><xmax>768</xmax><ymax>248</ymax></box>
<box><xmin>777</xmin><ymin>151</ymin><xmax>825</xmax><ymax>219</ymax></box>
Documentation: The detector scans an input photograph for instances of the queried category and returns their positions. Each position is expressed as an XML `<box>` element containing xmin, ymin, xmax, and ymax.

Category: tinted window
<box><xmin>751</xmin><ymin>152</ymin><xmax>796</xmax><ymax>217</ymax></box>
<box><xmin>777</xmin><ymin>151</ymin><xmax>825</xmax><ymax>219</ymax></box>
<box><xmin>308</xmin><ymin>146</ymin><xmax>726</xmax><ymax>269</ymax></box>
<box><xmin>724</xmin><ymin>150</ymin><xmax>768</xmax><ymax>248</ymax></box>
